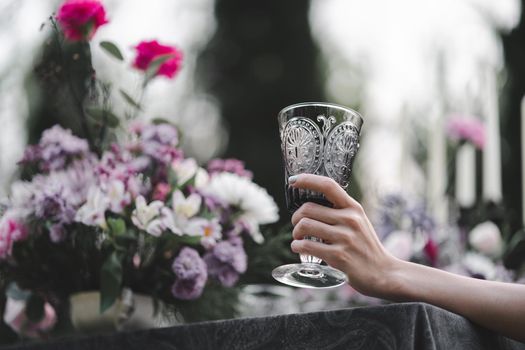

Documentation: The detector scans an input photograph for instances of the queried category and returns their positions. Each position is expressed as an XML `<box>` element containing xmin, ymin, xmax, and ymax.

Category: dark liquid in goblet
<box><xmin>285</xmin><ymin>186</ymin><xmax>333</xmax><ymax>214</ymax></box>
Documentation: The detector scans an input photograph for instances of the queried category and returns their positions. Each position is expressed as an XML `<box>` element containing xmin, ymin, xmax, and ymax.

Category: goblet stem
<box><xmin>299</xmin><ymin>236</ymin><xmax>322</xmax><ymax>264</ymax></box>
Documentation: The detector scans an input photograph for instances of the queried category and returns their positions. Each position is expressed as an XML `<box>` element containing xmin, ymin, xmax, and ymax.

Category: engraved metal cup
<box><xmin>272</xmin><ymin>102</ymin><xmax>363</xmax><ymax>289</ymax></box>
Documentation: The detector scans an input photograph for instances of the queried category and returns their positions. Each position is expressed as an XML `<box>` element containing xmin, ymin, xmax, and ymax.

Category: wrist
<box><xmin>381</xmin><ymin>257</ymin><xmax>415</xmax><ymax>302</ymax></box>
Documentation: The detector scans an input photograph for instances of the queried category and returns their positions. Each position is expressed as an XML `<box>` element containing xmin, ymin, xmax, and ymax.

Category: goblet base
<box><xmin>272</xmin><ymin>263</ymin><xmax>348</xmax><ymax>289</ymax></box>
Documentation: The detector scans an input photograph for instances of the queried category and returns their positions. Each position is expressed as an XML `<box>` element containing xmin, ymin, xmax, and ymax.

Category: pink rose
<box><xmin>56</xmin><ymin>0</ymin><xmax>108</xmax><ymax>42</ymax></box>
<box><xmin>152</xmin><ymin>182</ymin><xmax>171</xmax><ymax>201</ymax></box>
<box><xmin>133</xmin><ymin>40</ymin><xmax>183</xmax><ymax>79</ymax></box>
<box><xmin>0</xmin><ymin>214</ymin><xmax>29</xmax><ymax>259</ymax></box>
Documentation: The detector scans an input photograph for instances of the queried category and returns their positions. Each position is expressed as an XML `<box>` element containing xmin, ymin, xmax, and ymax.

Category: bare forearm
<box><xmin>389</xmin><ymin>260</ymin><xmax>525</xmax><ymax>342</ymax></box>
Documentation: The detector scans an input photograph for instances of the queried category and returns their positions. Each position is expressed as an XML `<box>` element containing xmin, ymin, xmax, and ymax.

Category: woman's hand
<box><xmin>289</xmin><ymin>173</ymin><xmax>401</xmax><ymax>298</ymax></box>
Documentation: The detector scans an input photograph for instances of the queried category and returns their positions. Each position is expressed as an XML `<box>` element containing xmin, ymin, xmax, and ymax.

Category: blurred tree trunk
<box><xmin>198</xmin><ymin>0</ymin><xmax>323</xmax><ymax>222</ymax></box>
<box><xmin>501</xmin><ymin>0</ymin><xmax>525</xmax><ymax>234</ymax></box>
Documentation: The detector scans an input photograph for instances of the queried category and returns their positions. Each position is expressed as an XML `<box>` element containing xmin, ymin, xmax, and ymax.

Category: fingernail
<box><xmin>288</xmin><ymin>175</ymin><xmax>299</xmax><ymax>185</ymax></box>
<box><xmin>291</xmin><ymin>240</ymin><xmax>300</xmax><ymax>252</ymax></box>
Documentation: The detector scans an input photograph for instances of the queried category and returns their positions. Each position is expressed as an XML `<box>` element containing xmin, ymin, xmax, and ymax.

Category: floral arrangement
<box><xmin>0</xmin><ymin>0</ymin><xmax>280</xmax><ymax>339</ymax></box>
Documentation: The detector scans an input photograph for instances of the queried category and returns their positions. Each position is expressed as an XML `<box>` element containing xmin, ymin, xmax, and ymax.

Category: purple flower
<box><xmin>207</xmin><ymin>158</ymin><xmax>253</xmax><ymax>179</ymax></box>
<box><xmin>170</xmin><ymin>247</ymin><xmax>207</xmax><ymax>300</ymax></box>
<box><xmin>49</xmin><ymin>224</ymin><xmax>66</xmax><ymax>243</ymax></box>
<box><xmin>203</xmin><ymin>239</ymin><xmax>247</xmax><ymax>287</ymax></box>
<box><xmin>446</xmin><ymin>115</ymin><xmax>485</xmax><ymax>149</ymax></box>
<box><xmin>33</xmin><ymin>184</ymin><xmax>76</xmax><ymax>224</ymax></box>
<box><xmin>171</xmin><ymin>278</ymin><xmax>206</xmax><ymax>301</ymax></box>
<box><xmin>406</xmin><ymin>203</ymin><xmax>435</xmax><ymax>235</ymax></box>
<box><xmin>19</xmin><ymin>125</ymin><xmax>91</xmax><ymax>172</ymax></box>
<box><xmin>132</xmin><ymin>123</ymin><xmax>182</xmax><ymax>165</ymax></box>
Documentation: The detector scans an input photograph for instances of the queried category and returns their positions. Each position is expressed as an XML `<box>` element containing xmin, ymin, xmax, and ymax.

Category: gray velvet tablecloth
<box><xmin>4</xmin><ymin>302</ymin><xmax>525</xmax><ymax>350</ymax></box>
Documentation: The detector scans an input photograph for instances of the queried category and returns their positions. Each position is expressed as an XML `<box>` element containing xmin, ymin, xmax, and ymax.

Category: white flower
<box><xmin>172</xmin><ymin>158</ymin><xmax>198</xmax><ymax>185</ymax></box>
<box><xmin>383</xmin><ymin>230</ymin><xmax>413</xmax><ymax>261</ymax></box>
<box><xmin>104</xmin><ymin>180</ymin><xmax>131</xmax><ymax>213</ymax></box>
<box><xmin>468</xmin><ymin>221</ymin><xmax>502</xmax><ymax>257</ymax></box>
<box><xmin>131</xmin><ymin>196</ymin><xmax>165</xmax><ymax>236</ymax></box>
<box><xmin>194</xmin><ymin>168</ymin><xmax>209</xmax><ymax>189</ymax></box>
<box><xmin>203</xmin><ymin>172</ymin><xmax>279</xmax><ymax>243</ymax></box>
<box><xmin>462</xmin><ymin>252</ymin><xmax>496</xmax><ymax>279</ymax></box>
<box><xmin>9</xmin><ymin>181</ymin><xmax>34</xmax><ymax>209</ymax></box>
<box><xmin>172</xmin><ymin>190</ymin><xmax>201</xmax><ymax>220</ymax></box>
<box><xmin>158</xmin><ymin>207</ymin><xmax>182</xmax><ymax>235</ymax></box>
<box><xmin>185</xmin><ymin>217</ymin><xmax>222</xmax><ymax>249</ymax></box>
<box><xmin>75</xmin><ymin>186</ymin><xmax>109</xmax><ymax>229</ymax></box>
<box><xmin>160</xmin><ymin>191</ymin><xmax>203</xmax><ymax>236</ymax></box>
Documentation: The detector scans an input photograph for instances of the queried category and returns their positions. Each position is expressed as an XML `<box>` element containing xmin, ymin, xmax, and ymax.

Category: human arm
<box><xmin>288</xmin><ymin>173</ymin><xmax>525</xmax><ymax>343</ymax></box>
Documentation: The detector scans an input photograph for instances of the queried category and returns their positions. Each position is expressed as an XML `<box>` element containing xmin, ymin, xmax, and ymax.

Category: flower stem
<box><xmin>50</xmin><ymin>17</ymin><xmax>96</xmax><ymax>152</ymax></box>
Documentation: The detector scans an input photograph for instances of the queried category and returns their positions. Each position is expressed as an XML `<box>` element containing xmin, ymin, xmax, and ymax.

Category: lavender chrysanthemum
<box><xmin>207</xmin><ymin>158</ymin><xmax>253</xmax><ymax>179</ymax></box>
<box><xmin>137</xmin><ymin>124</ymin><xmax>182</xmax><ymax>165</ymax></box>
<box><xmin>204</xmin><ymin>239</ymin><xmax>247</xmax><ymax>287</ymax></box>
<box><xmin>20</xmin><ymin>125</ymin><xmax>91</xmax><ymax>172</ymax></box>
<box><xmin>171</xmin><ymin>247</ymin><xmax>207</xmax><ymax>300</ymax></box>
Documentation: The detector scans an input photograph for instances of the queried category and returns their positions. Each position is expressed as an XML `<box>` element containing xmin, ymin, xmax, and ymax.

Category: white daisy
<box><xmin>203</xmin><ymin>172</ymin><xmax>279</xmax><ymax>243</ymax></box>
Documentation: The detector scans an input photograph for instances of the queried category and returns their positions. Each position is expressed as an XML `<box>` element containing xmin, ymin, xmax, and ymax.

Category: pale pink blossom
<box><xmin>446</xmin><ymin>115</ymin><xmax>486</xmax><ymax>149</ymax></box>
<box><xmin>3</xmin><ymin>297</ymin><xmax>56</xmax><ymax>338</ymax></box>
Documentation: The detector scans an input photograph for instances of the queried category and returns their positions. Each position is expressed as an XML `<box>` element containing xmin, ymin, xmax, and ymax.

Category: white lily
<box><xmin>75</xmin><ymin>186</ymin><xmax>109</xmax><ymax>229</ymax></box>
<box><xmin>105</xmin><ymin>180</ymin><xmax>131</xmax><ymax>213</ymax></box>
<box><xmin>194</xmin><ymin>168</ymin><xmax>210</xmax><ymax>189</ymax></box>
<box><xmin>131</xmin><ymin>196</ymin><xmax>165</xmax><ymax>236</ymax></box>
<box><xmin>172</xmin><ymin>190</ymin><xmax>201</xmax><ymax>220</ymax></box>
<box><xmin>171</xmin><ymin>158</ymin><xmax>198</xmax><ymax>185</ymax></box>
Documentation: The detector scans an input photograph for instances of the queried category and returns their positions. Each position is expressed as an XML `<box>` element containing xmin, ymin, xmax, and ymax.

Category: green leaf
<box><xmin>176</xmin><ymin>235</ymin><xmax>202</xmax><ymax>245</ymax></box>
<box><xmin>100</xmin><ymin>41</ymin><xmax>124</xmax><ymax>61</ymax></box>
<box><xmin>26</xmin><ymin>295</ymin><xmax>45</xmax><ymax>322</ymax></box>
<box><xmin>151</xmin><ymin>117</ymin><xmax>173</xmax><ymax>125</ymax></box>
<box><xmin>108</xmin><ymin>218</ymin><xmax>126</xmax><ymax>236</ymax></box>
<box><xmin>100</xmin><ymin>251</ymin><xmax>123</xmax><ymax>313</ymax></box>
<box><xmin>86</xmin><ymin>106</ymin><xmax>105</xmax><ymax>120</ymax></box>
<box><xmin>106</xmin><ymin>113</ymin><xmax>120</xmax><ymax>128</ymax></box>
<box><xmin>144</xmin><ymin>54</ymin><xmax>173</xmax><ymax>85</ymax></box>
<box><xmin>119</xmin><ymin>89</ymin><xmax>142</xmax><ymax>110</ymax></box>
<box><xmin>5</xmin><ymin>283</ymin><xmax>31</xmax><ymax>301</ymax></box>
<box><xmin>86</xmin><ymin>107</ymin><xmax>120</xmax><ymax>128</ymax></box>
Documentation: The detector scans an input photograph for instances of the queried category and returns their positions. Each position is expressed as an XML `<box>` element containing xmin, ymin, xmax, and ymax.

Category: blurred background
<box><xmin>0</xmin><ymin>0</ymin><xmax>524</xmax><ymax>237</ymax></box>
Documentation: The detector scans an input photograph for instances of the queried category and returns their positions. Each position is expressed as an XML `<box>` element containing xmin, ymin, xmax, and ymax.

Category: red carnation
<box><xmin>424</xmin><ymin>238</ymin><xmax>439</xmax><ymax>267</ymax></box>
<box><xmin>56</xmin><ymin>0</ymin><xmax>108</xmax><ymax>42</ymax></box>
<box><xmin>133</xmin><ymin>40</ymin><xmax>183</xmax><ymax>79</ymax></box>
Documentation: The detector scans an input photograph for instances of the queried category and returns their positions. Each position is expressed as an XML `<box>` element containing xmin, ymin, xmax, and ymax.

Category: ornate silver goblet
<box><xmin>272</xmin><ymin>102</ymin><xmax>363</xmax><ymax>288</ymax></box>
